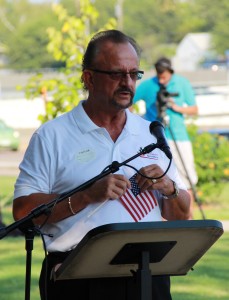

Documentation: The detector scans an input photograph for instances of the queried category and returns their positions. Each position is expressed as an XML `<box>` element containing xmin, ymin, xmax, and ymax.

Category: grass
<box><xmin>0</xmin><ymin>234</ymin><xmax>227</xmax><ymax>300</ymax></box>
<box><xmin>171</xmin><ymin>232</ymin><xmax>229</xmax><ymax>299</ymax></box>
<box><xmin>0</xmin><ymin>237</ymin><xmax>43</xmax><ymax>300</ymax></box>
<box><xmin>193</xmin><ymin>183</ymin><xmax>229</xmax><ymax>221</ymax></box>
<box><xmin>0</xmin><ymin>175</ymin><xmax>229</xmax><ymax>300</ymax></box>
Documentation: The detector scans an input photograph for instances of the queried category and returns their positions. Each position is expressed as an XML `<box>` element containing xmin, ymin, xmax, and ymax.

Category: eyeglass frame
<box><xmin>88</xmin><ymin>69</ymin><xmax>144</xmax><ymax>81</ymax></box>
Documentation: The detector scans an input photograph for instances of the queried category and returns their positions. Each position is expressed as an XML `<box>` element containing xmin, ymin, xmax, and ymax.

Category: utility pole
<box><xmin>115</xmin><ymin>0</ymin><xmax>124</xmax><ymax>31</ymax></box>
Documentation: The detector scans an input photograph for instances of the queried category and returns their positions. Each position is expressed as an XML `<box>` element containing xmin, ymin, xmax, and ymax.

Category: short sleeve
<box><xmin>14</xmin><ymin>132</ymin><xmax>53</xmax><ymax>199</ymax></box>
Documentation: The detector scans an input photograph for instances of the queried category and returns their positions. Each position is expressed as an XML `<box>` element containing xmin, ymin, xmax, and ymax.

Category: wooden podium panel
<box><xmin>55</xmin><ymin>220</ymin><xmax>223</xmax><ymax>281</ymax></box>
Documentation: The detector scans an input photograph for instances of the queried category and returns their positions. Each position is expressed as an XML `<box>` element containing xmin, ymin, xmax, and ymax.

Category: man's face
<box><xmin>85</xmin><ymin>41</ymin><xmax>140</xmax><ymax>110</ymax></box>
<box><xmin>157</xmin><ymin>70</ymin><xmax>172</xmax><ymax>86</ymax></box>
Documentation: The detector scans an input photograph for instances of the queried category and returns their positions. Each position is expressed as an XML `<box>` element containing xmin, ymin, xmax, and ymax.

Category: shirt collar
<box><xmin>72</xmin><ymin>100</ymin><xmax>99</xmax><ymax>134</ymax></box>
<box><xmin>72</xmin><ymin>100</ymin><xmax>141</xmax><ymax>137</ymax></box>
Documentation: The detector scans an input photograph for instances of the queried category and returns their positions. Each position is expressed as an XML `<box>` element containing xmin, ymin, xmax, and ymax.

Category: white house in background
<box><xmin>172</xmin><ymin>32</ymin><xmax>212</xmax><ymax>71</ymax></box>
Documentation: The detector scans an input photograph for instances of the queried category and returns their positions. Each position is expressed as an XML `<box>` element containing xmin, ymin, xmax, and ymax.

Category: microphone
<box><xmin>149</xmin><ymin>121</ymin><xmax>172</xmax><ymax>159</ymax></box>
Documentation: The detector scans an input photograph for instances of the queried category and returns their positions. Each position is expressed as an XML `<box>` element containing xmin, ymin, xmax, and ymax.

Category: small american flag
<box><xmin>119</xmin><ymin>173</ymin><xmax>158</xmax><ymax>222</ymax></box>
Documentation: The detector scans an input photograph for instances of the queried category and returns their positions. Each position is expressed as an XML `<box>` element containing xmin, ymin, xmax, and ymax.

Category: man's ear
<box><xmin>82</xmin><ymin>70</ymin><xmax>94</xmax><ymax>89</ymax></box>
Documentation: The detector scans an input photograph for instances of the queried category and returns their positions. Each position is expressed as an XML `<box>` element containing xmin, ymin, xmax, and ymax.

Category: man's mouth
<box><xmin>117</xmin><ymin>88</ymin><xmax>134</xmax><ymax>98</ymax></box>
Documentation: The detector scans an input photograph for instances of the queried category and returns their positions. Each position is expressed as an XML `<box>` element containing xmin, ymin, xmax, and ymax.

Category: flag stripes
<box><xmin>119</xmin><ymin>173</ymin><xmax>158</xmax><ymax>222</ymax></box>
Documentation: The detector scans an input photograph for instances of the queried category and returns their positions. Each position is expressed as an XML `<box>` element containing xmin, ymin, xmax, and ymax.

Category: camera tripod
<box><xmin>157</xmin><ymin>109</ymin><xmax>206</xmax><ymax>220</ymax></box>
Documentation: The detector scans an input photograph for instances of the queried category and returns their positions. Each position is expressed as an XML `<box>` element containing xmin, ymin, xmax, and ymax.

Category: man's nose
<box><xmin>120</xmin><ymin>73</ymin><xmax>134</xmax><ymax>85</ymax></box>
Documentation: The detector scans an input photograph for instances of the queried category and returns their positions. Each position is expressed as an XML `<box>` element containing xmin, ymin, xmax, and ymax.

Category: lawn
<box><xmin>171</xmin><ymin>232</ymin><xmax>229</xmax><ymax>299</ymax></box>
<box><xmin>0</xmin><ymin>233</ymin><xmax>227</xmax><ymax>300</ymax></box>
<box><xmin>0</xmin><ymin>236</ymin><xmax>43</xmax><ymax>300</ymax></box>
<box><xmin>0</xmin><ymin>176</ymin><xmax>228</xmax><ymax>300</ymax></box>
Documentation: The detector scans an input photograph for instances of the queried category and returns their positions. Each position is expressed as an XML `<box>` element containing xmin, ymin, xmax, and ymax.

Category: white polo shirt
<box><xmin>14</xmin><ymin>101</ymin><xmax>186</xmax><ymax>252</ymax></box>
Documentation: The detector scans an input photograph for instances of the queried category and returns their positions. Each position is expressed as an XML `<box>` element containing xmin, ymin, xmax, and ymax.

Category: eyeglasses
<box><xmin>89</xmin><ymin>69</ymin><xmax>144</xmax><ymax>81</ymax></box>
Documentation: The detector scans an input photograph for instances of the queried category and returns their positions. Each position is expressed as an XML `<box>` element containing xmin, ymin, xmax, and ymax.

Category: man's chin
<box><xmin>113</xmin><ymin>99</ymin><xmax>132</xmax><ymax>109</ymax></box>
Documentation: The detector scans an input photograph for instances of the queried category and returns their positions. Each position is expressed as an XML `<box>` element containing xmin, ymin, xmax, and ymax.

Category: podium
<box><xmin>55</xmin><ymin>220</ymin><xmax>223</xmax><ymax>299</ymax></box>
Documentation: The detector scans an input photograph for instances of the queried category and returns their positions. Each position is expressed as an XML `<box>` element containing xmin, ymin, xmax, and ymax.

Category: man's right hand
<box><xmin>84</xmin><ymin>174</ymin><xmax>131</xmax><ymax>204</ymax></box>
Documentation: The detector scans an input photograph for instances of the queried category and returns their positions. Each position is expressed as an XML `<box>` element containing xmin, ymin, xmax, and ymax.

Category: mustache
<box><xmin>116</xmin><ymin>87</ymin><xmax>134</xmax><ymax>97</ymax></box>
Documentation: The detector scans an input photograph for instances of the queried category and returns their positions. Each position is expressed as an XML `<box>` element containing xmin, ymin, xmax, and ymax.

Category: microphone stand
<box><xmin>0</xmin><ymin>142</ymin><xmax>162</xmax><ymax>300</ymax></box>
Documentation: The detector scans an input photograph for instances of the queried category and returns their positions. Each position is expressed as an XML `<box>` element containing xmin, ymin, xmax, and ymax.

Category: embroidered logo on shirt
<box><xmin>140</xmin><ymin>153</ymin><xmax>158</xmax><ymax>160</ymax></box>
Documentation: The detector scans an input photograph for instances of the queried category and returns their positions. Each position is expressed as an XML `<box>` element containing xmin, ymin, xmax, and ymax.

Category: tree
<box><xmin>182</xmin><ymin>0</ymin><xmax>229</xmax><ymax>56</ymax></box>
<box><xmin>0</xmin><ymin>0</ymin><xmax>61</xmax><ymax>69</ymax></box>
<box><xmin>7</xmin><ymin>13</ymin><xmax>62</xmax><ymax>69</ymax></box>
<box><xmin>210</xmin><ymin>0</ymin><xmax>229</xmax><ymax>55</ymax></box>
<box><xmin>24</xmin><ymin>1</ymin><xmax>116</xmax><ymax>122</ymax></box>
<box><xmin>1</xmin><ymin>0</ymin><xmax>229</xmax><ymax>70</ymax></box>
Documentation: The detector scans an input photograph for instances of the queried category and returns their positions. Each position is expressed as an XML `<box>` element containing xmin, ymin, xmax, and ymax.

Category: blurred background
<box><xmin>0</xmin><ymin>0</ymin><xmax>228</xmax><ymax>206</ymax></box>
<box><xmin>0</xmin><ymin>2</ymin><xmax>228</xmax><ymax>300</ymax></box>
<box><xmin>0</xmin><ymin>0</ymin><xmax>229</xmax><ymax>140</ymax></box>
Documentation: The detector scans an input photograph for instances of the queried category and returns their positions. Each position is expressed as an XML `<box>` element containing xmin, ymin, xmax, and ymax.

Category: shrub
<box><xmin>188</xmin><ymin>124</ymin><xmax>229</xmax><ymax>203</ymax></box>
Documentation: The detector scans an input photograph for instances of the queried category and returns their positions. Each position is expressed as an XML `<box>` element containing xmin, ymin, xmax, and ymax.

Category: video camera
<box><xmin>156</xmin><ymin>84</ymin><xmax>179</xmax><ymax>123</ymax></box>
<box><xmin>157</xmin><ymin>85</ymin><xmax>179</xmax><ymax>107</ymax></box>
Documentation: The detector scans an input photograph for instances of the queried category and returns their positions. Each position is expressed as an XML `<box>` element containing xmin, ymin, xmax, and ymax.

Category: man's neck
<box><xmin>83</xmin><ymin>101</ymin><xmax>127</xmax><ymax>142</ymax></box>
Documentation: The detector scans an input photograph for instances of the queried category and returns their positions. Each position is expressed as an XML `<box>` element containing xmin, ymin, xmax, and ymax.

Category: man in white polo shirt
<box><xmin>13</xmin><ymin>30</ymin><xmax>190</xmax><ymax>300</ymax></box>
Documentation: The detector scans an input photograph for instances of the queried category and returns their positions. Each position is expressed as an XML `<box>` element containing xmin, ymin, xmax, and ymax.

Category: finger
<box><xmin>138</xmin><ymin>164</ymin><xmax>156</xmax><ymax>175</ymax></box>
<box><xmin>137</xmin><ymin>176</ymin><xmax>152</xmax><ymax>192</ymax></box>
<box><xmin>109</xmin><ymin>185</ymin><xmax>128</xmax><ymax>200</ymax></box>
<box><xmin>113</xmin><ymin>175</ymin><xmax>131</xmax><ymax>189</ymax></box>
<box><xmin>105</xmin><ymin>175</ymin><xmax>131</xmax><ymax>199</ymax></box>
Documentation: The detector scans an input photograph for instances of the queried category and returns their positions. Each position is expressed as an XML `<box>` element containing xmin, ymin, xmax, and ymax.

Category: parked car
<box><xmin>0</xmin><ymin>119</ymin><xmax>20</xmax><ymax>151</ymax></box>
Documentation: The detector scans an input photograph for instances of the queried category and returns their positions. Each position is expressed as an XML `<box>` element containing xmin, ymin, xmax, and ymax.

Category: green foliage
<box><xmin>191</xmin><ymin>0</ymin><xmax>229</xmax><ymax>55</ymax></box>
<box><xmin>61</xmin><ymin>0</ymin><xmax>229</xmax><ymax>63</ymax></box>
<box><xmin>0</xmin><ymin>0</ymin><xmax>61</xmax><ymax>69</ymax></box>
<box><xmin>24</xmin><ymin>2</ymin><xmax>116</xmax><ymax>123</ymax></box>
<box><xmin>188</xmin><ymin>124</ymin><xmax>229</xmax><ymax>204</ymax></box>
<box><xmin>1</xmin><ymin>0</ymin><xmax>229</xmax><ymax>69</ymax></box>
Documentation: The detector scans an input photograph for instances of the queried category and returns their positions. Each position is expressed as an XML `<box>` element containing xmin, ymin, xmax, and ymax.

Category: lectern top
<box><xmin>55</xmin><ymin>219</ymin><xmax>223</xmax><ymax>280</ymax></box>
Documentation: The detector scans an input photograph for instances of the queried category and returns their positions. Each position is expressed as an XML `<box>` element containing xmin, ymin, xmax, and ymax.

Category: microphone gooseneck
<box><xmin>149</xmin><ymin>121</ymin><xmax>172</xmax><ymax>159</ymax></box>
